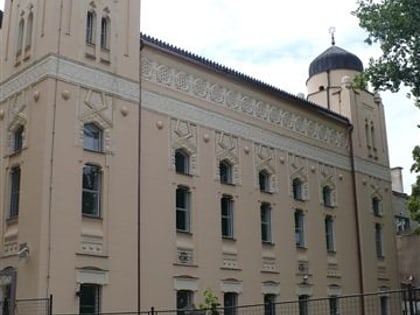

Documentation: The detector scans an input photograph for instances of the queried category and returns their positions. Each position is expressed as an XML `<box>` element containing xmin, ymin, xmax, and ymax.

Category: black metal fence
<box><xmin>53</xmin><ymin>287</ymin><xmax>420</xmax><ymax>315</ymax></box>
<box><xmin>14</xmin><ymin>296</ymin><xmax>52</xmax><ymax>315</ymax></box>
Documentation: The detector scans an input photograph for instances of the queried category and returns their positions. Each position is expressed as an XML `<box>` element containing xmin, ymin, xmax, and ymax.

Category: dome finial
<box><xmin>329</xmin><ymin>26</ymin><xmax>336</xmax><ymax>46</ymax></box>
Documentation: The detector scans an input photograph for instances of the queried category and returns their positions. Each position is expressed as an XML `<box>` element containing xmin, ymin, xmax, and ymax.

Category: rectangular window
<box><xmin>224</xmin><ymin>292</ymin><xmax>237</xmax><ymax>315</ymax></box>
<box><xmin>221</xmin><ymin>196</ymin><xmax>234</xmax><ymax>238</ymax></box>
<box><xmin>298</xmin><ymin>295</ymin><xmax>309</xmax><ymax>315</ymax></box>
<box><xmin>325</xmin><ymin>215</ymin><xmax>335</xmax><ymax>252</ymax></box>
<box><xmin>14</xmin><ymin>126</ymin><xmax>24</xmax><ymax>152</ymax></box>
<box><xmin>261</xmin><ymin>203</ymin><xmax>272</xmax><ymax>243</ymax></box>
<box><xmin>375</xmin><ymin>223</ymin><xmax>384</xmax><ymax>258</ymax></box>
<box><xmin>329</xmin><ymin>296</ymin><xmax>339</xmax><ymax>315</ymax></box>
<box><xmin>79</xmin><ymin>284</ymin><xmax>101</xmax><ymax>315</ymax></box>
<box><xmin>176</xmin><ymin>187</ymin><xmax>190</xmax><ymax>232</ymax></box>
<box><xmin>9</xmin><ymin>166</ymin><xmax>21</xmax><ymax>218</ymax></box>
<box><xmin>84</xmin><ymin>123</ymin><xmax>103</xmax><ymax>152</ymax></box>
<box><xmin>82</xmin><ymin>164</ymin><xmax>102</xmax><ymax>217</ymax></box>
<box><xmin>264</xmin><ymin>294</ymin><xmax>276</xmax><ymax>315</ymax></box>
<box><xmin>380</xmin><ymin>296</ymin><xmax>389</xmax><ymax>315</ymax></box>
<box><xmin>176</xmin><ymin>290</ymin><xmax>194</xmax><ymax>315</ymax></box>
<box><xmin>295</xmin><ymin>210</ymin><xmax>305</xmax><ymax>248</ymax></box>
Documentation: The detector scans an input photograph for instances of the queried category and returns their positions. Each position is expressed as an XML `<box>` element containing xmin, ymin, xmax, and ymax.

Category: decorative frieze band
<box><xmin>142</xmin><ymin>57</ymin><xmax>349</xmax><ymax>151</ymax></box>
<box><xmin>143</xmin><ymin>90</ymin><xmax>391</xmax><ymax>182</ymax></box>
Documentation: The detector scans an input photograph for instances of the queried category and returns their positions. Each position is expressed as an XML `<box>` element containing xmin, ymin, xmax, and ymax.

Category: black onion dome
<box><xmin>308</xmin><ymin>45</ymin><xmax>364</xmax><ymax>77</ymax></box>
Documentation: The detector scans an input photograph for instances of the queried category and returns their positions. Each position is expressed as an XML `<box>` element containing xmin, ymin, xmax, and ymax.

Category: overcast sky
<box><xmin>1</xmin><ymin>0</ymin><xmax>419</xmax><ymax>193</ymax></box>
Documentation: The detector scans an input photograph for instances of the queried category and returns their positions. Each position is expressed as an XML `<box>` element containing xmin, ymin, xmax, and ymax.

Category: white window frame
<box><xmin>82</xmin><ymin>164</ymin><xmax>102</xmax><ymax>218</ymax></box>
<box><xmin>325</xmin><ymin>215</ymin><xmax>335</xmax><ymax>252</ymax></box>
<box><xmin>220</xmin><ymin>159</ymin><xmax>233</xmax><ymax>184</ymax></box>
<box><xmin>261</xmin><ymin>203</ymin><xmax>272</xmax><ymax>243</ymax></box>
<box><xmin>295</xmin><ymin>210</ymin><xmax>305</xmax><ymax>247</ymax></box>
<box><xmin>221</xmin><ymin>195</ymin><xmax>234</xmax><ymax>239</ymax></box>
<box><xmin>86</xmin><ymin>11</ymin><xmax>96</xmax><ymax>45</ymax></box>
<box><xmin>175</xmin><ymin>149</ymin><xmax>190</xmax><ymax>175</ymax></box>
<box><xmin>83</xmin><ymin>123</ymin><xmax>103</xmax><ymax>152</ymax></box>
<box><xmin>176</xmin><ymin>187</ymin><xmax>191</xmax><ymax>232</ymax></box>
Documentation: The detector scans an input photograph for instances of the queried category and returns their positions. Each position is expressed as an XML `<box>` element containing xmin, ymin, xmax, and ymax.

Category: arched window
<box><xmin>371</xmin><ymin>125</ymin><xmax>376</xmax><ymax>149</ymax></box>
<box><xmin>322</xmin><ymin>185</ymin><xmax>332</xmax><ymax>207</ymax></box>
<box><xmin>25</xmin><ymin>12</ymin><xmax>33</xmax><ymax>50</ymax></box>
<box><xmin>292</xmin><ymin>178</ymin><xmax>303</xmax><ymax>200</ymax></box>
<box><xmin>83</xmin><ymin>123</ymin><xmax>103</xmax><ymax>152</ymax></box>
<box><xmin>175</xmin><ymin>149</ymin><xmax>190</xmax><ymax>175</ymax></box>
<box><xmin>219</xmin><ymin>160</ymin><xmax>232</xmax><ymax>184</ymax></box>
<box><xmin>100</xmin><ymin>17</ymin><xmax>110</xmax><ymax>50</ymax></box>
<box><xmin>259</xmin><ymin>170</ymin><xmax>270</xmax><ymax>192</ymax></box>
<box><xmin>86</xmin><ymin>11</ymin><xmax>96</xmax><ymax>45</ymax></box>
<box><xmin>16</xmin><ymin>19</ymin><xmax>24</xmax><ymax>55</ymax></box>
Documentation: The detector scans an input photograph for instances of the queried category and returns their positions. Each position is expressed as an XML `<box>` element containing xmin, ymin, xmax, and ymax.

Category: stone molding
<box><xmin>143</xmin><ymin>90</ymin><xmax>391</xmax><ymax>182</ymax></box>
<box><xmin>142</xmin><ymin>57</ymin><xmax>349</xmax><ymax>151</ymax></box>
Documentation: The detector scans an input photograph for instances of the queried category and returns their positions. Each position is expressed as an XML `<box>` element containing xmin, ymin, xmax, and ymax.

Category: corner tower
<box><xmin>306</xmin><ymin>41</ymin><xmax>399</xmax><ymax>295</ymax></box>
<box><xmin>0</xmin><ymin>0</ymin><xmax>140</xmax><ymax>313</ymax></box>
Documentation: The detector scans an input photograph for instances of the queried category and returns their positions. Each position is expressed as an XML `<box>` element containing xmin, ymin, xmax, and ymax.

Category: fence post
<box><xmin>49</xmin><ymin>294</ymin><xmax>53</xmax><ymax>315</ymax></box>
<box><xmin>150</xmin><ymin>306</ymin><xmax>155</xmax><ymax>315</ymax></box>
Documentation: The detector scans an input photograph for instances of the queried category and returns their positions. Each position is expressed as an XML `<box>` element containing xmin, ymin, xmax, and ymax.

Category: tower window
<box><xmin>14</xmin><ymin>125</ymin><xmax>24</xmax><ymax>152</ymax></box>
<box><xmin>25</xmin><ymin>13</ymin><xmax>33</xmax><ymax>50</ymax></box>
<box><xmin>293</xmin><ymin>178</ymin><xmax>303</xmax><ymax>200</ymax></box>
<box><xmin>83</xmin><ymin>123</ymin><xmax>103</xmax><ymax>152</ymax></box>
<box><xmin>86</xmin><ymin>11</ymin><xmax>96</xmax><ymax>45</ymax></box>
<box><xmin>9</xmin><ymin>166</ymin><xmax>21</xmax><ymax>219</ymax></box>
<box><xmin>259</xmin><ymin>170</ymin><xmax>271</xmax><ymax>192</ymax></box>
<box><xmin>322</xmin><ymin>185</ymin><xmax>332</xmax><ymax>207</ymax></box>
<box><xmin>100</xmin><ymin>17</ymin><xmax>110</xmax><ymax>50</ymax></box>
<box><xmin>79</xmin><ymin>284</ymin><xmax>101</xmax><ymax>315</ymax></box>
<box><xmin>82</xmin><ymin>164</ymin><xmax>102</xmax><ymax>217</ymax></box>
<box><xmin>220</xmin><ymin>160</ymin><xmax>233</xmax><ymax>184</ymax></box>
<box><xmin>175</xmin><ymin>149</ymin><xmax>190</xmax><ymax>175</ymax></box>
<box><xmin>16</xmin><ymin>19</ymin><xmax>24</xmax><ymax>55</ymax></box>
<box><xmin>176</xmin><ymin>187</ymin><xmax>191</xmax><ymax>232</ymax></box>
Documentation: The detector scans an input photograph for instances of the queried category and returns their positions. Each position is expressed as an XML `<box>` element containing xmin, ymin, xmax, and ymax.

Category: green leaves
<box><xmin>354</xmin><ymin>0</ymin><xmax>420</xmax><ymax>101</ymax></box>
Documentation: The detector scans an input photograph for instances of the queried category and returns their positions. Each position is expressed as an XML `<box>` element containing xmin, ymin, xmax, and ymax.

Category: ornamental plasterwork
<box><xmin>7</xmin><ymin>92</ymin><xmax>29</xmax><ymax>154</ymax></box>
<box><xmin>319</xmin><ymin>163</ymin><xmax>337</xmax><ymax>206</ymax></box>
<box><xmin>254</xmin><ymin>143</ymin><xmax>277</xmax><ymax>192</ymax></box>
<box><xmin>216</xmin><ymin>132</ymin><xmax>240</xmax><ymax>184</ymax></box>
<box><xmin>288</xmin><ymin>153</ymin><xmax>309</xmax><ymax>199</ymax></box>
<box><xmin>142</xmin><ymin>57</ymin><xmax>349</xmax><ymax>151</ymax></box>
<box><xmin>369</xmin><ymin>176</ymin><xmax>383</xmax><ymax>200</ymax></box>
<box><xmin>170</xmin><ymin>119</ymin><xmax>198</xmax><ymax>175</ymax></box>
<box><xmin>78</xmin><ymin>89</ymin><xmax>113</xmax><ymax>152</ymax></box>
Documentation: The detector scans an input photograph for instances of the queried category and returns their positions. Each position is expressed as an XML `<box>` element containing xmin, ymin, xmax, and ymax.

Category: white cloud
<box><xmin>1</xmin><ymin>0</ymin><xmax>418</xmax><ymax>192</ymax></box>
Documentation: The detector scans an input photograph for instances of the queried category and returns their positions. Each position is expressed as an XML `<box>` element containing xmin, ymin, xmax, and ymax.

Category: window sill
<box><xmin>222</xmin><ymin>236</ymin><xmax>236</xmax><ymax>242</ymax></box>
<box><xmin>262</xmin><ymin>241</ymin><xmax>275</xmax><ymax>246</ymax></box>
<box><xmin>221</xmin><ymin>182</ymin><xmax>235</xmax><ymax>186</ymax></box>
<box><xmin>260</xmin><ymin>190</ymin><xmax>273</xmax><ymax>194</ymax></box>
<box><xmin>82</xmin><ymin>214</ymin><xmax>102</xmax><ymax>220</ymax></box>
<box><xmin>175</xmin><ymin>172</ymin><xmax>193</xmax><ymax>177</ymax></box>
<box><xmin>83</xmin><ymin>148</ymin><xmax>105</xmax><ymax>154</ymax></box>
<box><xmin>327</xmin><ymin>250</ymin><xmax>336</xmax><ymax>255</ymax></box>
<box><xmin>377</xmin><ymin>255</ymin><xmax>385</xmax><ymax>261</ymax></box>
<box><xmin>6</xmin><ymin>217</ymin><xmax>19</xmax><ymax>225</ymax></box>
<box><xmin>324</xmin><ymin>204</ymin><xmax>335</xmax><ymax>209</ymax></box>
<box><xmin>176</xmin><ymin>230</ymin><xmax>192</xmax><ymax>236</ymax></box>
<box><xmin>296</xmin><ymin>245</ymin><xmax>307</xmax><ymax>251</ymax></box>
<box><xmin>294</xmin><ymin>198</ymin><xmax>305</xmax><ymax>202</ymax></box>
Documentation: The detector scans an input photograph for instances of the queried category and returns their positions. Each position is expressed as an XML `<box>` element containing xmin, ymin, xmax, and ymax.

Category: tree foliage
<box><xmin>199</xmin><ymin>288</ymin><xmax>220</xmax><ymax>315</ymax></box>
<box><xmin>353</xmin><ymin>0</ymin><xmax>420</xmax><ymax>107</ymax></box>
<box><xmin>408</xmin><ymin>146</ymin><xmax>420</xmax><ymax>230</ymax></box>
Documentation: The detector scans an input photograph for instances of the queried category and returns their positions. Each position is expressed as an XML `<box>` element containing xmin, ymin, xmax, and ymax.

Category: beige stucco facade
<box><xmin>0</xmin><ymin>0</ymin><xmax>400</xmax><ymax>313</ymax></box>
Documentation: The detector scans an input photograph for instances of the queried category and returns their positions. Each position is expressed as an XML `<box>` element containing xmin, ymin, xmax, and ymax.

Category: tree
<box><xmin>354</xmin><ymin>0</ymin><xmax>420</xmax><ymax>231</ymax></box>
<box><xmin>408</xmin><ymin>146</ymin><xmax>420</xmax><ymax>231</ymax></box>
<box><xmin>199</xmin><ymin>288</ymin><xmax>220</xmax><ymax>315</ymax></box>
<box><xmin>353</xmin><ymin>0</ymin><xmax>420</xmax><ymax>107</ymax></box>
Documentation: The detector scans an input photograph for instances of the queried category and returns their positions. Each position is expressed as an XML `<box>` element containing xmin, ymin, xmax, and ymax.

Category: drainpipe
<box><xmin>46</xmin><ymin>0</ymin><xmax>64</xmax><ymax>299</ymax></box>
<box><xmin>348</xmin><ymin>117</ymin><xmax>365</xmax><ymax>314</ymax></box>
<box><xmin>137</xmin><ymin>38</ymin><xmax>144</xmax><ymax>314</ymax></box>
